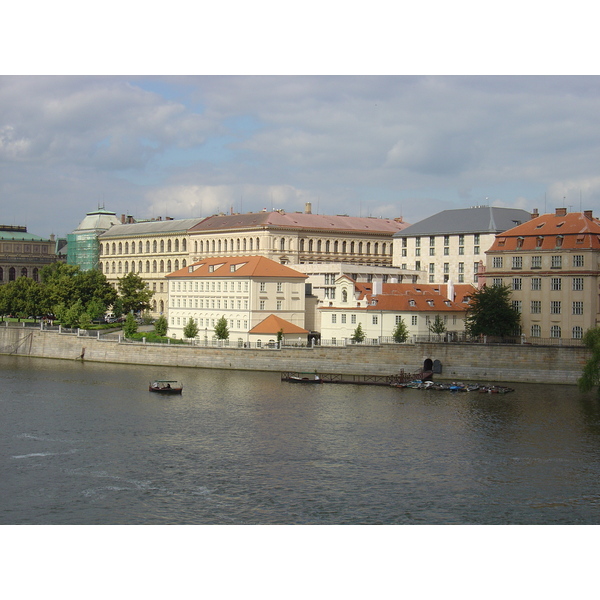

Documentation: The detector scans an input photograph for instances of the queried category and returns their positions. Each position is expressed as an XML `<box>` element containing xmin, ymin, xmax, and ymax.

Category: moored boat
<box><xmin>149</xmin><ymin>380</ymin><xmax>183</xmax><ymax>394</ymax></box>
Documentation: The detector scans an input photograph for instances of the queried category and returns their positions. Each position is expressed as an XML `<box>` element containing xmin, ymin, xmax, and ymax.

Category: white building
<box><xmin>318</xmin><ymin>279</ymin><xmax>475</xmax><ymax>344</ymax></box>
<box><xmin>166</xmin><ymin>255</ymin><xmax>309</xmax><ymax>345</ymax></box>
<box><xmin>393</xmin><ymin>206</ymin><xmax>532</xmax><ymax>285</ymax></box>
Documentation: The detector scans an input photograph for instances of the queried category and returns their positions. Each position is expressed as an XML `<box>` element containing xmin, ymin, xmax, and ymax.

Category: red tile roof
<box><xmin>249</xmin><ymin>314</ymin><xmax>308</xmax><ymax>335</ymax></box>
<box><xmin>487</xmin><ymin>210</ymin><xmax>600</xmax><ymax>252</ymax></box>
<box><xmin>188</xmin><ymin>211</ymin><xmax>409</xmax><ymax>234</ymax></box>
<box><xmin>166</xmin><ymin>255</ymin><xmax>308</xmax><ymax>279</ymax></box>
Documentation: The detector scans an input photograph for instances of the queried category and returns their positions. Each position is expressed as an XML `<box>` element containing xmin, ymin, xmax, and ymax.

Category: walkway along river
<box><xmin>0</xmin><ymin>325</ymin><xmax>590</xmax><ymax>385</ymax></box>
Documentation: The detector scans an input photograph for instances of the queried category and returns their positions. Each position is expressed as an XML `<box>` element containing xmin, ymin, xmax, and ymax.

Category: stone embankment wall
<box><xmin>0</xmin><ymin>326</ymin><xmax>589</xmax><ymax>385</ymax></box>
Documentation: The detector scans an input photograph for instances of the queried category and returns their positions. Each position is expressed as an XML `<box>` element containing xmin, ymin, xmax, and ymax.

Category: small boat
<box><xmin>149</xmin><ymin>380</ymin><xmax>183</xmax><ymax>394</ymax></box>
<box><xmin>282</xmin><ymin>372</ymin><xmax>323</xmax><ymax>384</ymax></box>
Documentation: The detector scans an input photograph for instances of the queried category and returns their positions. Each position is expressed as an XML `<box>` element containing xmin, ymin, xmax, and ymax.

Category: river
<box><xmin>1</xmin><ymin>355</ymin><xmax>600</xmax><ymax>525</ymax></box>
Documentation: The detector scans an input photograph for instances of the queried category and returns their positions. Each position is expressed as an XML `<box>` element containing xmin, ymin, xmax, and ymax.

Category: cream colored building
<box><xmin>166</xmin><ymin>255</ymin><xmax>308</xmax><ymax>345</ymax></box>
<box><xmin>393</xmin><ymin>206</ymin><xmax>532</xmax><ymax>286</ymax></box>
<box><xmin>97</xmin><ymin>218</ymin><xmax>204</xmax><ymax>316</ymax></box>
<box><xmin>187</xmin><ymin>204</ymin><xmax>408</xmax><ymax>267</ymax></box>
<box><xmin>483</xmin><ymin>208</ymin><xmax>600</xmax><ymax>341</ymax></box>
<box><xmin>318</xmin><ymin>279</ymin><xmax>474</xmax><ymax>344</ymax></box>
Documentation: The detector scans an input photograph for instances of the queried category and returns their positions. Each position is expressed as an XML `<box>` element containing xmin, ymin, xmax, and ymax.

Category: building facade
<box><xmin>483</xmin><ymin>207</ymin><xmax>600</xmax><ymax>341</ymax></box>
<box><xmin>187</xmin><ymin>204</ymin><xmax>408</xmax><ymax>267</ymax></box>
<box><xmin>393</xmin><ymin>206</ymin><xmax>532</xmax><ymax>286</ymax></box>
<box><xmin>318</xmin><ymin>279</ymin><xmax>474</xmax><ymax>344</ymax></box>
<box><xmin>165</xmin><ymin>255</ymin><xmax>308</xmax><ymax>345</ymax></box>
<box><xmin>97</xmin><ymin>218</ymin><xmax>204</xmax><ymax>316</ymax></box>
<box><xmin>0</xmin><ymin>225</ymin><xmax>58</xmax><ymax>284</ymax></box>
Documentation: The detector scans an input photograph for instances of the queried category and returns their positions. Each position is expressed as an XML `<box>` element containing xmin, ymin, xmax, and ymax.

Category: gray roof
<box><xmin>393</xmin><ymin>206</ymin><xmax>532</xmax><ymax>237</ymax></box>
<box><xmin>98</xmin><ymin>218</ymin><xmax>206</xmax><ymax>239</ymax></box>
<box><xmin>74</xmin><ymin>208</ymin><xmax>121</xmax><ymax>232</ymax></box>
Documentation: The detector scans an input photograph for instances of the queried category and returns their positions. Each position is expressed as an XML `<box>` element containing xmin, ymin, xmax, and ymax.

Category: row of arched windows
<box><xmin>100</xmin><ymin>238</ymin><xmax>187</xmax><ymax>256</ymax></box>
<box><xmin>531</xmin><ymin>324</ymin><xmax>583</xmax><ymax>339</ymax></box>
<box><xmin>100</xmin><ymin>258</ymin><xmax>187</xmax><ymax>275</ymax></box>
<box><xmin>298</xmin><ymin>239</ymin><xmax>389</xmax><ymax>255</ymax></box>
<box><xmin>0</xmin><ymin>267</ymin><xmax>39</xmax><ymax>281</ymax></box>
<box><xmin>193</xmin><ymin>238</ymin><xmax>261</xmax><ymax>254</ymax></box>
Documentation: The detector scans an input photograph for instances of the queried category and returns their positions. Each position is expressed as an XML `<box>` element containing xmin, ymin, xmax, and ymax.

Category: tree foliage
<box><xmin>465</xmin><ymin>284</ymin><xmax>521</xmax><ymax>337</ymax></box>
<box><xmin>117</xmin><ymin>272</ymin><xmax>153</xmax><ymax>315</ymax></box>
<box><xmin>183</xmin><ymin>317</ymin><xmax>199</xmax><ymax>340</ymax></box>
<box><xmin>0</xmin><ymin>277</ymin><xmax>44</xmax><ymax>318</ymax></box>
<box><xmin>392</xmin><ymin>317</ymin><xmax>409</xmax><ymax>343</ymax></box>
<box><xmin>351</xmin><ymin>323</ymin><xmax>365</xmax><ymax>343</ymax></box>
<box><xmin>123</xmin><ymin>312</ymin><xmax>138</xmax><ymax>337</ymax></box>
<box><xmin>428</xmin><ymin>314</ymin><xmax>447</xmax><ymax>336</ymax></box>
<box><xmin>214</xmin><ymin>315</ymin><xmax>229</xmax><ymax>340</ymax></box>
<box><xmin>154</xmin><ymin>315</ymin><xmax>168</xmax><ymax>337</ymax></box>
<box><xmin>578</xmin><ymin>328</ymin><xmax>600</xmax><ymax>394</ymax></box>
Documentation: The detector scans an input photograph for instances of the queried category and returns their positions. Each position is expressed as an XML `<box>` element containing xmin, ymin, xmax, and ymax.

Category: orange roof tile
<box><xmin>249</xmin><ymin>314</ymin><xmax>308</xmax><ymax>335</ymax></box>
<box><xmin>166</xmin><ymin>255</ymin><xmax>308</xmax><ymax>279</ymax></box>
<box><xmin>487</xmin><ymin>210</ymin><xmax>600</xmax><ymax>252</ymax></box>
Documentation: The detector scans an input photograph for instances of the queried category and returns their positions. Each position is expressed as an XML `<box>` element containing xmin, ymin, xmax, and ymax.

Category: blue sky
<box><xmin>2</xmin><ymin>5</ymin><xmax>599</xmax><ymax>239</ymax></box>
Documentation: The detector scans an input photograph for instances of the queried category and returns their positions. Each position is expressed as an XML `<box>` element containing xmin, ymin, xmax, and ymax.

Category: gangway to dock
<box><xmin>281</xmin><ymin>369</ymin><xmax>424</xmax><ymax>386</ymax></box>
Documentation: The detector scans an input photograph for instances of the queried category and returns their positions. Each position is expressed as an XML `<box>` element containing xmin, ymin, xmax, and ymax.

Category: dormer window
<box><xmin>556</xmin><ymin>235</ymin><xmax>564</xmax><ymax>247</ymax></box>
<box><xmin>409</xmin><ymin>299</ymin><xmax>416</xmax><ymax>306</ymax></box>
<box><xmin>536</xmin><ymin>236</ymin><xmax>543</xmax><ymax>248</ymax></box>
<box><xmin>516</xmin><ymin>237</ymin><xmax>524</xmax><ymax>248</ymax></box>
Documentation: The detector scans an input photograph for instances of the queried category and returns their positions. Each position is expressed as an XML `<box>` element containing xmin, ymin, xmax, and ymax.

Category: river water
<box><xmin>2</xmin><ymin>354</ymin><xmax>600</xmax><ymax>525</ymax></box>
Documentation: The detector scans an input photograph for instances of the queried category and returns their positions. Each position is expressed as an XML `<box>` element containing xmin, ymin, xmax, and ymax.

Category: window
<box><xmin>429</xmin><ymin>263</ymin><xmax>435</xmax><ymax>274</ymax></box>
<box><xmin>573</xmin><ymin>326</ymin><xmax>583</xmax><ymax>339</ymax></box>
<box><xmin>372</xmin><ymin>315</ymin><xmax>378</xmax><ymax>325</ymax></box>
<box><xmin>331</xmin><ymin>314</ymin><xmax>337</xmax><ymax>323</ymax></box>
<box><xmin>394</xmin><ymin>315</ymin><xmax>402</xmax><ymax>325</ymax></box>
<box><xmin>276</xmin><ymin>282</ymin><xmax>283</xmax><ymax>293</ymax></box>
<box><xmin>531</xmin><ymin>300</ymin><xmax>541</xmax><ymax>314</ymax></box>
<box><xmin>341</xmin><ymin>314</ymin><xmax>346</xmax><ymax>324</ymax></box>
<box><xmin>493</xmin><ymin>257</ymin><xmax>503</xmax><ymax>268</ymax></box>
<box><xmin>276</xmin><ymin>301</ymin><xmax>282</xmax><ymax>310</ymax></box>
<box><xmin>415</xmin><ymin>237</ymin><xmax>421</xmax><ymax>247</ymax></box>
<box><xmin>573</xmin><ymin>255</ymin><xmax>584</xmax><ymax>267</ymax></box>
<box><xmin>550</xmin><ymin>325</ymin><xmax>562</xmax><ymax>338</ymax></box>
<box><xmin>260</xmin><ymin>282</ymin><xmax>266</xmax><ymax>292</ymax></box>
<box><xmin>531</xmin><ymin>324</ymin><xmax>541</xmax><ymax>338</ymax></box>
<box><xmin>411</xmin><ymin>315</ymin><xmax>417</xmax><ymax>326</ymax></box>
<box><xmin>415</xmin><ymin>248</ymin><xmax>420</xmax><ymax>257</ymax></box>
<box><xmin>512</xmin><ymin>256</ymin><xmax>523</xmax><ymax>269</ymax></box>
<box><xmin>429</xmin><ymin>247</ymin><xmax>435</xmax><ymax>256</ymax></box>
<box><xmin>493</xmin><ymin>278</ymin><xmax>502</xmax><ymax>286</ymax></box>
<box><xmin>550</xmin><ymin>301</ymin><xmax>561</xmax><ymax>314</ymax></box>
<box><xmin>458</xmin><ymin>246</ymin><xmax>464</xmax><ymax>255</ymax></box>
<box><xmin>531</xmin><ymin>255</ymin><xmax>542</xmax><ymax>269</ymax></box>
<box><xmin>572</xmin><ymin>301</ymin><xmax>584</xmax><ymax>315</ymax></box>
<box><xmin>260</xmin><ymin>300</ymin><xmax>265</xmax><ymax>310</ymax></box>
<box><xmin>443</xmin><ymin>263</ymin><xmax>449</xmax><ymax>274</ymax></box>
<box><xmin>429</xmin><ymin>236</ymin><xmax>435</xmax><ymax>246</ymax></box>
<box><xmin>458</xmin><ymin>262</ymin><xmax>464</xmax><ymax>273</ymax></box>
<box><xmin>443</xmin><ymin>235</ymin><xmax>450</xmax><ymax>246</ymax></box>
<box><xmin>551</xmin><ymin>255</ymin><xmax>562</xmax><ymax>268</ymax></box>
<box><xmin>351</xmin><ymin>314</ymin><xmax>356</xmax><ymax>324</ymax></box>
<box><xmin>512</xmin><ymin>300</ymin><xmax>522</xmax><ymax>313</ymax></box>
<box><xmin>573</xmin><ymin>277</ymin><xmax>584</xmax><ymax>291</ymax></box>
<box><xmin>512</xmin><ymin>278</ymin><xmax>522</xmax><ymax>291</ymax></box>
<box><xmin>531</xmin><ymin>278</ymin><xmax>541</xmax><ymax>291</ymax></box>
<box><xmin>551</xmin><ymin>278</ymin><xmax>562</xmax><ymax>291</ymax></box>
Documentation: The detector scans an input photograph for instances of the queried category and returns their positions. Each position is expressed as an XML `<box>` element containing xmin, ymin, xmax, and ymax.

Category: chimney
<box><xmin>555</xmin><ymin>207</ymin><xmax>567</xmax><ymax>217</ymax></box>
<box><xmin>584</xmin><ymin>210</ymin><xmax>593</xmax><ymax>220</ymax></box>
<box><xmin>531</xmin><ymin>208</ymin><xmax>539</xmax><ymax>220</ymax></box>
<box><xmin>121</xmin><ymin>214</ymin><xmax>126</xmax><ymax>223</ymax></box>
<box><xmin>305</xmin><ymin>202</ymin><xmax>312</xmax><ymax>214</ymax></box>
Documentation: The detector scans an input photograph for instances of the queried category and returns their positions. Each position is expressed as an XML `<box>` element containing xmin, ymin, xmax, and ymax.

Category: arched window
<box><xmin>159</xmin><ymin>300</ymin><xmax>164</xmax><ymax>313</ymax></box>
<box><xmin>366</xmin><ymin>242</ymin><xmax>370</xmax><ymax>255</ymax></box>
<box><xmin>153</xmin><ymin>240</ymin><xmax>157</xmax><ymax>252</ymax></box>
<box><xmin>138</xmin><ymin>241</ymin><xmax>143</xmax><ymax>253</ymax></box>
<box><xmin>167</xmin><ymin>239</ymin><xmax>172</xmax><ymax>252</ymax></box>
<box><xmin>550</xmin><ymin>325</ymin><xmax>561</xmax><ymax>338</ymax></box>
<box><xmin>138</xmin><ymin>261</ymin><xmax>143</xmax><ymax>272</ymax></box>
<box><xmin>342</xmin><ymin>241</ymin><xmax>347</xmax><ymax>253</ymax></box>
<box><xmin>152</xmin><ymin>300</ymin><xmax>157</xmax><ymax>311</ymax></box>
<box><xmin>182</xmin><ymin>259</ymin><xmax>187</xmax><ymax>268</ymax></box>
<box><xmin>174</xmin><ymin>260</ymin><xmax>179</xmax><ymax>271</ymax></box>
<box><xmin>99</xmin><ymin>244</ymin><xmax>104</xmax><ymax>255</ymax></box>
<box><xmin>237</xmin><ymin>239</ymin><xmax>240</xmax><ymax>251</ymax></box>
<box><xmin>182</xmin><ymin>239</ymin><xmax>186</xmax><ymax>251</ymax></box>
<box><xmin>160</xmin><ymin>240</ymin><xmax>164</xmax><ymax>252</ymax></box>
<box><xmin>153</xmin><ymin>260</ymin><xmax>157</xmax><ymax>273</ymax></box>
<box><xmin>359</xmin><ymin>242</ymin><xmax>363</xmax><ymax>254</ymax></box>
<box><xmin>334</xmin><ymin>241</ymin><xmax>339</xmax><ymax>253</ymax></box>
<box><xmin>194</xmin><ymin>241</ymin><xmax>198</xmax><ymax>253</ymax></box>
<box><xmin>211</xmin><ymin>240</ymin><xmax>215</xmax><ymax>252</ymax></box>
<box><xmin>250</xmin><ymin>238</ymin><xmax>253</xmax><ymax>250</ymax></box>
<box><xmin>160</xmin><ymin>260</ymin><xmax>164</xmax><ymax>272</ymax></box>
<box><xmin>32</xmin><ymin>268</ymin><xmax>39</xmax><ymax>281</ymax></box>
<box><xmin>243</xmin><ymin>238</ymin><xmax>247</xmax><ymax>251</ymax></box>
<box><xmin>325</xmin><ymin>241</ymin><xmax>330</xmax><ymax>253</ymax></box>
<box><xmin>199</xmin><ymin>241</ymin><xmax>203</xmax><ymax>253</ymax></box>
<box><xmin>111</xmin><ymin>262</ymin><xmax>116</xmax><ymax>274</ymax></box>
<box><xmin>308</xmin><ymin>239</ymin><xmax>313</xmax><ymax>252</ymax></box>
<box><xmin>256</xmin><ymin>238</ymin><xmax>260</xmax><ymax>250</ymax></box>
<box><xmin>9</xmin><ymin>267</ymin><xmax>15</xmax><ymax>281</ymax></box>
<box><xmin>146</xmin><ymin>260</ymin><xmax>150</xmax><ymax>273</ymax></box>
<box><xmin>175</xmin><ymin>239</ymin><xmax>179</xmax><ymax>252</ymax></box>
<box><xmin>350</xmin><ymin>242</ymin><xmax>355</xmax><ymax>254</ymax></box>
<box><xmin>167</xmin><ymin>260</ymin><xmax>172</xmax><ymax>272</ymax></box>
<box><xmin>118</xmin><ymin>242</ymin><xmax>122</xmax><ymax>254</ymax></box>
<box><xmin>146</xmin><ymin>241</ymin><xmax>150</xmax><ymax>253</ymax></box>
<box><xmin>317</xmin><ymin>240</ymin><xmax>322</xmax><ymax>253</ymax></box>
<box><xmin>112</xmin><ymin>243</ymin><xmax>116</xmax><ymax>255</ymax></box>
<box><xmin>342</xmin><ymin>290</ymin><xmax>348</xmax><ymax>302</ymax></box>
<box><xmin>374</xmin><ymin>243</ymin><xmax>378</xmax><ymax>255</ymax></box>
<box><xmin>280</xmin><ymin>238</ymin><xmax>285</xmax><ymax>251</ymax></box>
<box><xmin>20</xmin><ymin>267</ymin><xmax>28</xmax><ymax>278</ymax></box>
<box><xmin>124</xmin><ymin>261</ymin><xmax>129</xmax><ymax>274</ymax></box>
<box><xmin>299</xmin><ymin>239</ymin><xmax>305</xmax><ymax>252</ymax></box>
<box><xmin>218</xmin><ymin>240</ymin><xmax>222</xmax><ymax>252</ymax></box>
<box><xmin>382</xmin><ymin>243</ymin><xmax>386</xmax><ymax>255</ymax></box>
<box><xmin>123</xmin><ymin>242</ymin><xmax>128</xmax><ymax>254</ymax></box>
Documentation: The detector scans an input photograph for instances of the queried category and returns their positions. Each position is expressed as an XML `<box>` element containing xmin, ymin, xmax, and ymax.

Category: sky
<box><xmin>4</xmin><ymin>74</ymin><xmax>600</xmax><ymax>239</ymax></box>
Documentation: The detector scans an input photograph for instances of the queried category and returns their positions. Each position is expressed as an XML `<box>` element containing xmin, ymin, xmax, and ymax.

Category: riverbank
<box><xmin>0</xmin><ymin>326</ymin><xmax>589</xmax><ymax>384</ymax></box>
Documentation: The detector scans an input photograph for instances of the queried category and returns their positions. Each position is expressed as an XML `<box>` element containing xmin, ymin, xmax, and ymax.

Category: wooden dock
<box><xmin>281</xmin><ymin>369</ymin><xmax>420</xmax><ymax>386</ymax></box>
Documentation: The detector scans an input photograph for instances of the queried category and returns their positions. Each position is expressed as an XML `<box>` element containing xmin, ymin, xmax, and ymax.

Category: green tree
<box><xmin>183</xmin><ymin>317</ymin><xmax>199</xmax><ymax>340</ymax></box>
<box><xmin>62</xmin><ymin>299</ymin><xmax>84</xmax><ymax>328</ymax></box>
<box><xmin>154</xmin><ymin>315</ymin><xmax>168</xmax><ymax>336</ymax></box>
<box><xmin>117</xmin><ymin>272</ymin><xmax>153</xmax><ymax>315</ymax></box>
<box><xmin>78</xmin><ymin>312</ymin><xmax>93</xmax><ymax>330</ymax></box>
<box><xmin>0</xmin><ymin>277</ymin><xmax>44</xmax><ymax>319</ymax></box>
<box><xmin>276</xmin><ymin>328</ymin><xmax>284</xmax><ymax>344</ymax></box>
<box><xmin>214</xmin><ymin>315</ymin><xmax>229</xmax><ymax>340</ymax></box>
<box><xmin>578</xmin><ymin>328</ymin><xmax>600</xmax><ymax>394</ymax></box>
<box><xmin>123</xmin><ymin>312</ymin><xmax>138</xmax><ymax>337</ymax></box>
<box><xmin>465</xmin><ymin>284</ymin><xmax>521</xmax><ymax>338</ymax></box>
<box><xmin>392</xmin><ymin>316</ymin><xmax>409</xmax><ymax>343</ymax></box>
<box><xmin>351</xmin><ymin>322</ymin><xmax>365</xmax><ymax>343</ymax></box>
<box><xmin>428</xmin><ymin>314</ymin><xmax>447</xmax><ymax>336</ymax></box>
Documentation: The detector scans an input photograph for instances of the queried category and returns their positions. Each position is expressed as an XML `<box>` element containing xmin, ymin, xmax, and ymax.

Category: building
<box><xmin>0</xmin><ymin>225</ymin><xmax>59</xmax><ymax>284</ymax></box>
<box><xmin>97</xmin><ymin>217</ymin><xmax>205</xmax><ymax>316</ymax></box>
<box><xmin>165</xmin><ymin>255</ymin><xmax>308</xmax><ymax>346</ymax></box>
<box><xmin>393</xmin><ymin>206</ymin><xmax>532</xmax><ymax>285</ymax></box>
<box><xmin>318</xmin><ymin>279</ymin><xmax>474</xmax><ymax>344</ymax></box>
<box><xmin>187</xmin><ymin>204</ymin><xmax>409</xmax><ymax>267</ymax></box>
<box><xmin>483</xmin><ymin>207</ymin><xmax>600</xmax><ymax>341</ymax></box>
<box><xmin>67</xmin><ymin>207</ymin><xmax>121</xmax><ymax>271</ymax></box>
